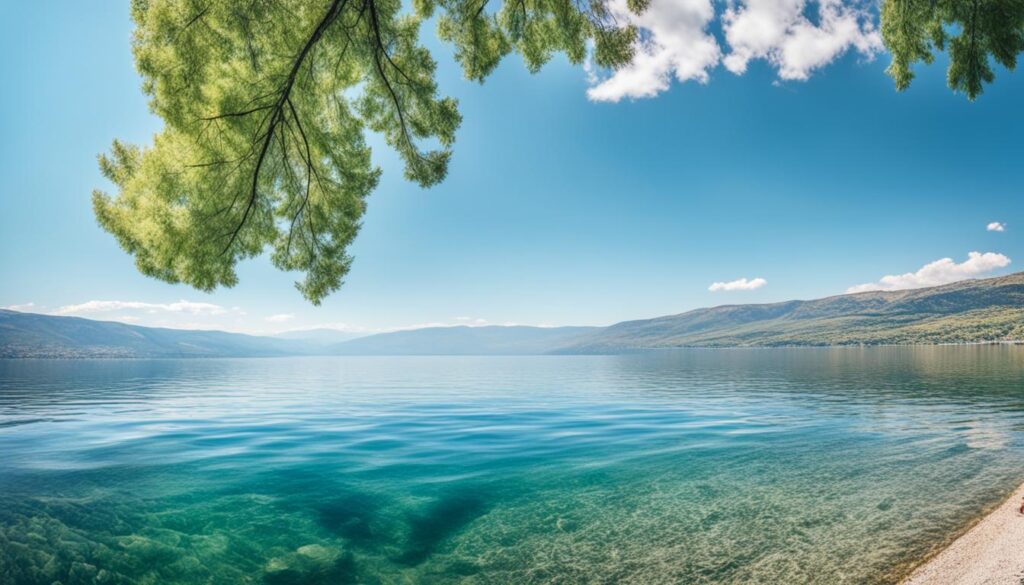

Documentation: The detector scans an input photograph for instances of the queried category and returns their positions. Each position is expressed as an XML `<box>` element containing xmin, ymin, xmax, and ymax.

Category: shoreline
<box><xmin>3</xmin><ymin>340</ymin><xmax>1024</xmax><ymax>360</ymax></box>
<box><xmin>900</xmin><ymin>482</ymin><xmax>1024</xmax><ymax>585</ymax></box>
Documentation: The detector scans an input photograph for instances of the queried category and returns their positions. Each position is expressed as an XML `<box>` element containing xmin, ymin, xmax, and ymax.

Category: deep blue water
<box><xmin>1</xmin><ymin>347</ymin><xmax>1023</xmax><ymax>584</ymax></box>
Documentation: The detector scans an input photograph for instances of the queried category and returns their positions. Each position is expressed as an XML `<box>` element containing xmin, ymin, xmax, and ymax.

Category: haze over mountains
<box><xmin>2</xmin><ymin>273</ymin><xmax>1022</xmax><ymax>358</ymax></box>
<box><xmin>0</xmin><ymin>313</ymin><xmax>594</xmax><ymax>358</ymax></box>
<box><xmin>273</xmin><ymin>328</ymin><xmax>366</xmax><ymax>344</ymax></box>
<box><xmin>331</xmin><ymin>326</ymin><xmax>597</xmax><ymax>355</ymax></box>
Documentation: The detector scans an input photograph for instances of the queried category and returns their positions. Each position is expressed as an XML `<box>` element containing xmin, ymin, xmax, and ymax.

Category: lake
<box><xmin>1</xmin><ymin>347</ymin><xmax>1023</xmax><ymax>584</ymax></box>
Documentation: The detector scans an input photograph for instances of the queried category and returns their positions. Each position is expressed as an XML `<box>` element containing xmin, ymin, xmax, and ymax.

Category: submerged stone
<box><xmin>263</xmin><ymin>544</ymin><xmax>356</xmax><ymax>585</ymax></box>
<box><xmin>296</xmin><ymin>544</ymin><xmax>334</xmax><ymax>562</ymax></box>
<box><xmin>395</xmin><ymin>491</ymin><xmax>490</xmax><ymax>566</ymax></box>
<box><xmin>314</xmin><ymin>493</ymin><xmax>379</xmax><ymax>544</ymax></box>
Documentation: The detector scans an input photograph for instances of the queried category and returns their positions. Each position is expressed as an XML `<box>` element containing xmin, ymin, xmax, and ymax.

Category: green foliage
<box><xmin>882</xmin><ymin>0</ymin><xmax>1024</xmax><ymax>100</ymax></box>
<box><xmin>97</xmin><ymin>1</ymin><xmax>1024</xmax><ymax>302</ymax></box>
<box><xmin>95</xmin><ymin>0</ymin><xmax>637</xmax><ymax>303</ymax></box>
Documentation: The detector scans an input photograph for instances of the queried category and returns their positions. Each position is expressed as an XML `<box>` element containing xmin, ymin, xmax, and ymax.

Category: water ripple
<box><xmin>0</xmin><ymin>347</ymin><xmax>1022</xmax><ymax>584</ymax></box>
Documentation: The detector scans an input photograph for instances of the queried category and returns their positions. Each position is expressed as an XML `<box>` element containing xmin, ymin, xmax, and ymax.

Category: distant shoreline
<box><xmin>620</xmin><ymin>340</ymin><xmax>1024</xmax><ymax>350</ymax></box>
<box><xmin>900</xmin><ymin>482</ymin><xmax>1024</xmax><ymax>585</ymax></box>
<box><xmin>2</xmin><ymin>340</ymin><xmax>1024</xmax><ymax>360</ymax></box>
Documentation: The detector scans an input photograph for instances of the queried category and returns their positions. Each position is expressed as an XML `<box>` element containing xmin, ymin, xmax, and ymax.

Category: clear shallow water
<box><xmin>1</xmin><ymin>348</ymin><xmax>1023</xmax><ymax>584</ymax></box>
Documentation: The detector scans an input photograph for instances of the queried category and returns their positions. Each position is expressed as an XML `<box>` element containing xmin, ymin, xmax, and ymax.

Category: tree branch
<box><xmin>221</xmin><ymin>0</ymin><xmax>349</xmax><ymax>254</ymax></box>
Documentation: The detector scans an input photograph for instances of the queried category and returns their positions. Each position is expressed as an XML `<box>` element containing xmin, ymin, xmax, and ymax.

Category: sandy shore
<box><xmin>901</xmin><ymin>482</ymin><xmax>1024</xmax><ymax>585</ymax></box>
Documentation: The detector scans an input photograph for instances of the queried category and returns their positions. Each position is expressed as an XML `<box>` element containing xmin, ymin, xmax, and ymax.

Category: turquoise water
<box><xmin>1</xmin><ymin>347</ymin><xmax>1023</xmax><ymax>584</ymax></box>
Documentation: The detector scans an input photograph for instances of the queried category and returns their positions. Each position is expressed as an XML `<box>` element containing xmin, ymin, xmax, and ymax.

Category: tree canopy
<box><xmin>882</xmin><ymin>0</ymin><xmax>1024</xmax><ymax>100</ymax></box>
<box><xmin>95</xmin><ymin>0</ymin><xmax>1023</xmax><ymax>303</ymax></box>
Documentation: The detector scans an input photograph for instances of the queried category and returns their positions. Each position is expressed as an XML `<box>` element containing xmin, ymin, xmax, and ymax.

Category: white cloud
<box><xmin>585</xmin><ymin>0</ymin><xmax>881</xmax><ymax>101</ymax></box>
<box><xmin>265</xmin><ymin>313</ymin><xmax>295</xmax><ymax>323</ymax></box>
<box><xmin>45</xmin><ymin>299</ymin><xmax>253</xmax><ymax>332</ymax></box>
<box><xmin>54</xmin><ymin>299</ymin><xmax>227</xmax><ymax>316</ymax></box>
<box><xmin>846</xmin><ymin>251</ymin><xmax>1012</xmax><ymax>293</ymax></box>
<box><xmin>987</xmin><ymin>221</ymin><xmax>1006</xmax><ymax>232</ymax></box>
<box><xmin>3</xmin><ymin>302</ymin><xmax>36</xmax><ymax>312</ymax></box>
<box><xmin>723</xmin><ymin>0</ymin><xmax>882</xmax><ymax>81</ymax></box>
<box><xmin>709</xmin><ymin>277</ymin><xmax>767</xmax><ymax>291</ymax></box>
<box><xmin>586</xmin><ymin>0</ymin><xmax>720</xmax><ymax>102</ymax></box>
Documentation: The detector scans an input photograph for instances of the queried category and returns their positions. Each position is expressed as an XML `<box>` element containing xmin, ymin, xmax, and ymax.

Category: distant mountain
<box><xmin>274</xmin><ymin>328</ymin><xmax>367</xmax><ymax>344</ymax></box>
<box><xmin>0</xmin><ymin>311</ymin><xmax>596</xmax><ymax>358</ymax></box>
<box><xmin>2</xmin><ymin>274</ymin><xmax>1021</xmax><ymax>358</ymax></box>
<box><xmin>0</xmin><ymin>310</ymin><xmax>314</xmax><ymax>358</ymax></box>
<box><xmin>330</xmin><ymin>325</ymin><xmax>599</xmax><ymax>355</ymax></box>
<box><xmin>562</xmin><ymin>273</ymin><xmax>1024</xmax><ymax>352</ymax></box>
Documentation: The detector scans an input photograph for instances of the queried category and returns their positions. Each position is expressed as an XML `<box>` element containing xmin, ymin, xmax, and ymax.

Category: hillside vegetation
<box><xmin>562</xmin><ymin>273</ymin><xmax>1024</xmax><ymax>352</ymax></box>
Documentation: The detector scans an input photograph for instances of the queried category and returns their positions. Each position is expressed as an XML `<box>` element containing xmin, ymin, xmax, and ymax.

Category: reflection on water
<box><xmin>1</xmin><ymin>347</ymin><xmax>1023</xmax><ymax>584</ymax></box>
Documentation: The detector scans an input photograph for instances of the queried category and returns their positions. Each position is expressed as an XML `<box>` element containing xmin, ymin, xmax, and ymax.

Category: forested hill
<box><xmin>560</xmin><ymin>273</ymin><xmax>1024</xmax><ymax>352</ymax></box>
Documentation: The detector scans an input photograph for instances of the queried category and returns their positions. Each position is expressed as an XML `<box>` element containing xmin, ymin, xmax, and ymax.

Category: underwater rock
<box><xmin>314</xmin><ymin>493</ymin><xmax>379</xmax><ymax>544</ymax></box>
<box><xmin>395</xmin><ymin>491</ymin><xmax>489</xmax><ymax>566</ymax></box>
<box><xmin>296</xmin><ymin>544</ymin><xmax>335</xmax><ymax>562</ymax></box>
<box><xmin>263</xmin><ymin>544</ymin><xmax>356</xmax><ymax>585</ymax></box>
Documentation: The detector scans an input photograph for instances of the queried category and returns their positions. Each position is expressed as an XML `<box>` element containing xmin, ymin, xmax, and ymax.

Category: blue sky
<box><xmin>0</xmin><ymin>1</ymin><xmax>1020</xmax><ymax>334</ymax></box>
